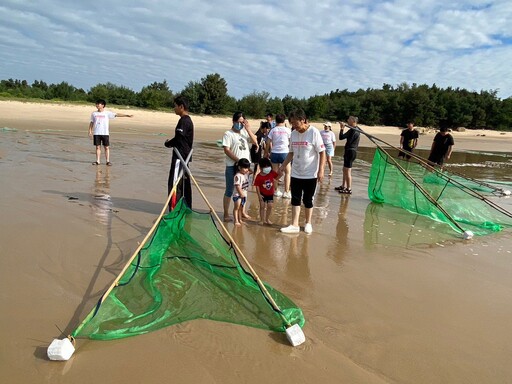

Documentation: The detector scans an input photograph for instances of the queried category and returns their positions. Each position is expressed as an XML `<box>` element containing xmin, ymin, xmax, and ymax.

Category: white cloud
<box><xmin>0</xmin><ymin>0</ymin><xmax>511</xmax><ymax>99</ymax></box>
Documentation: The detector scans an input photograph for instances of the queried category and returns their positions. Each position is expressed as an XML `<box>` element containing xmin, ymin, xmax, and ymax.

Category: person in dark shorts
<box><xmin>250</xmin><ymin>121</ymin><xmax>270</xmax><ymax>175</ymax></box>
<box><xmin>88</xmin><ymin>99</ymin><xmax>133</xmax><ymax>165</ymax></box>
<box><xmin>335</xmin><ymin>116</ymin><xmax>361</xmax><ymax>194</ymax></box>
<box><xmin>165</xmin><ymin>95</ymin><xmax>194</xmax><ymax>210</ymax></box>
<box><xmin>428</xmin><ymin>126</ymin><xmax>454</xmax><ymax>167</ymax></box>
<box><xmin>399</xmin><ymin>121</ymin><xmax>419</xmax><ymax>160</ymax></box>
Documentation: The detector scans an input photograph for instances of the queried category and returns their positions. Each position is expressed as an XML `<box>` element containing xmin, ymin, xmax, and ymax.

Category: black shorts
<box><xmin>343</xmin><ymin>149</ymin><xmax>357</xmax><ymax>168</ymax></box>
<box><xmin>261</xmin><ymin>194</ymin><xmax>274</xmax><ymax>203</ymax></box>
<box><xmin>93</xmin><ymin>135</ymin><xmax>110</xmax><ymax>147</ymax></box>
<box><xmin>290</xmin><ymin>177</ymin><xmax>317</xmax><ymax>208</ymax></box>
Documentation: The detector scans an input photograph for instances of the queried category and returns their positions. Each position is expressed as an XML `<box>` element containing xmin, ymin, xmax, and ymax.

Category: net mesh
<box><xmin>368</xmin><ymin>147</ymin><xmax>512</xmax><ymax>236</ymax></box>
<box><xmin>72</xmin><ymin>199</ymin><xmax>304</xmax><ymax>340</ymax></box>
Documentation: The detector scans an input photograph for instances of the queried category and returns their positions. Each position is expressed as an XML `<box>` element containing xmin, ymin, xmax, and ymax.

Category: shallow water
<box><xmin>1</xmin><ymin>131</ymin><xmax>512</xmax><ymax>383</ymax></box>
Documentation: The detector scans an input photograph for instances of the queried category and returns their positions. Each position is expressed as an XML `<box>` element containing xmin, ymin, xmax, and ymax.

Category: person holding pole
<box><xmin>165</xmin><ymin>95</ymin><xmax>194</xmax><ymax>209</ymax></box>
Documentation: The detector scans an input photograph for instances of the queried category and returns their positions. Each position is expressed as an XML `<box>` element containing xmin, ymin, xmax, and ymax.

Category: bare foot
<box><xmin>223</xmin><ymin>216</ymin><xmax>232</xmax><ymax>222</ymax></box>
<box><xmin>234</xmin><ymin>221</ymin><xmax>242</xmax><ymax>226</ymax></box>
<box><xmin>242</xmin><ymin>214</ymin><xmax>252</xmax><ymax>220</ymax></box>
<box><xmin>265</xmin><ymin>219</ymin><xmax>273</xmax><ymax>225</ymax></box>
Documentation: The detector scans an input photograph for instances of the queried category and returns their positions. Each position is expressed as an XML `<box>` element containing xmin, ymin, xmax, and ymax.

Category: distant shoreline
<box><xmin>1</xmin><ymin>100</ymin><xmax>511</xmax><ymax>153</ymax></box>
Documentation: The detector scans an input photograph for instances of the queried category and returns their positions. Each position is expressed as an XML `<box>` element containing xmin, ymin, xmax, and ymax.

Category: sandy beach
<box><xmin>1</xmin><ymin>100</ymin><xmax>512</xmax><ymax>383</ymax></box>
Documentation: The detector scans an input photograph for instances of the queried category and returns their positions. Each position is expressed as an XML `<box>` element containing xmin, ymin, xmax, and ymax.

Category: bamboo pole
<box><xmin>172</xmin><ymin>148</ymin><xmax>291</xmax><ymax>327</ymax></box>
<box><xmin>72</xmin><ymin>151</ymin><xmax>193</xmax><ymax>336</ymax></box>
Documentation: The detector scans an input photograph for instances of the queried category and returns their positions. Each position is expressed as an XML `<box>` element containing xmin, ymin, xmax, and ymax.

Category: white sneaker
<box><xmin>280</xmin><ymin>225</ymin><xmax>300</xmax><ymax>233</ymax></box>
<box><xmin>274</xmin><ymin>190</ymin><xmax>283</xmax><ymax>197</ymax></box>
<box><xmin>304</xmin><ymin>223</ymin><xmax>313</xmax><ymax>234</ymax></box>
<box><xmin>282</xmin><ymin>191</ymin><xmax>291</xmax><ymax>199</ymax></box>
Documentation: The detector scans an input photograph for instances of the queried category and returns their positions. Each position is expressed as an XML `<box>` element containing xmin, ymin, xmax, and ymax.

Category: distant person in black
<box><xmin>335</xmin><ymin>116</ymin><xmax>361</xmax><ymax>194</ymax></box>
<box><xmin>428</xmin><ymin>126</ymin><xmax>454</xmax><ymax>167</ymax></box>
<box><xmin>165</xmin><ymin>96</ymin><xmax>194</xmax><ymax>209</ymax></box>
<box><xmin>250</xmin><ymin>121</ymin><xmax>271</xmax><ymax>175</ymax></box>
<box><xmin>399</xmin><ymin>121</ymin><xmax>419</xmax><ymax>160</ymax></box>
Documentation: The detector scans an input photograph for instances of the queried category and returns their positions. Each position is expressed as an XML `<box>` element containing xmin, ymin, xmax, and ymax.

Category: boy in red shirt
<box><xmin>253</xmin><ymin>158</ymin><xmax>278</xmax><ymax>225</ymax></box>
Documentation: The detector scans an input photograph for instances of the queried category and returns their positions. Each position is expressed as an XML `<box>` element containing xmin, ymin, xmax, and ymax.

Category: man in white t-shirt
<box><xmin>267</xmin><ymin>113</ymin><xmax>291</xmax><ymax>198</ymax></box>
<box><xmin>88</xmin><ymin>99</ymin><xmax>133</xmax><ymax>165</ymax></box>
<box><xmin>278</xmin><ymin>109</ymin><xmax>325</xmax><ymax>234</ymax></box>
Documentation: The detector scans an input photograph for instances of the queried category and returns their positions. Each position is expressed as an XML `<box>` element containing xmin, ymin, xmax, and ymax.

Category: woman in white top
<box><xmin>222</xmin><ymin>112</ymin><xmax>257</xmax><ymax>221</ymax></box>
<box><xmin>278</xmin><ymin>109</ymin><xmax>325</xmax><ymax>234</ymax></box>
<box><xmin>267</xmin><ymin>113</ymin><xmax>291</xmax><ymax>198</ymax></box>
<box><xmin>320</xmin><ymin>122</ymin><xmax>337</xmax><ymax>176</ymax></box>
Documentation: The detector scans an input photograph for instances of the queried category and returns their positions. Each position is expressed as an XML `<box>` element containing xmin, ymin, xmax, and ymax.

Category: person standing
<box><xmin>320</xmin><ymin>122</ymin><xmax>337</xmax><ymax>176</ymax></box>
<box><xmin>267</xmin><ymin>113</ymin><xmax>292</xmax><ymax>198</ymax></box>
<box><xmin>279</xmin><ymin>109</ymin><xmax>325</xmax><ymax>234</ymax></box>
<box><xmin>428</xmin><ymin>126</ymin><xmax>454</xmax><ymax>166</ymax></box>
<box><xmin>399</xmin><ymin>121</ymin><xmax>419</xmax><ymax>160</ymax></box>
<box><xmin>335</xmin><ymin>116</ymin><xmax>360</xmax><ymax>195</ymax></box>
<box><xmin>164</xmin><ymin>95</ymin><xmax>194</xmax><ymax>209</ymax></box>
<box><xmin>266</xmin><ymin>113</ymin><xmax>276</xmax><ymax>129</ymax></box>
<box><xmin>222</xmin><ymin>112</ymin><xmax>258</xmax><ymax>221</ymax></box>
<box><xmin>88</xmin><ymin>99</ymin><xmax>133</xmax><ymax>165</ymax></box>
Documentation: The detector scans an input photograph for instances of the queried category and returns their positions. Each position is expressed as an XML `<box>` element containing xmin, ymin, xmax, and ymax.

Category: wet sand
<box><xmin>1</xmin><ymin>101</ymin><xmax>512</xmax><ymax>383</ymax></box>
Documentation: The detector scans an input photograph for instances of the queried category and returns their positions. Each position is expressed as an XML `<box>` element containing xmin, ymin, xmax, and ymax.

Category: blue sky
<box><xmin>1</xmin><ymin>0</ymin><xmax>511</xmax><ymax>99</ymax></box>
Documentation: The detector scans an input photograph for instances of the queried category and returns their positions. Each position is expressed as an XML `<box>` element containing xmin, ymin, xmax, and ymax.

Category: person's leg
<box><xmin>284</xmin><ymin>163</ymin><xmax>291</xmax><ymax>193</ymax></box>
<box><xmin>259</xmin><ymin>199</ymin><xmax>266</xmax><ymax>224</ymax></box>
<box><xmin>233</xmin><ymin>199</ymin><xmax>241</xmax><ymax>225</ymax></box>
<box><xmin>302</xmin><ymin>178</ymin><xmax>317</xmax><ymax>229</ymax></box>
<box><xmin>105</xmin><ymin>146</ymin><xmax>110</xmax><ymax>164</ymax></box>
<box><xmin>95</xmin><ymin>145</ymin><xmax>101</xmax><ymax>164</ymax></box>
<box><xmin>223</xmin><ymin>166</ymin><xmax>235</xmax><ymax>221</ymax></box>
<box><xmin>281</xmin><ymin>177</ymin><xmax>301</xmax><ymax>232</ymax></box>
<box><xmin>342</xmin><ymin>166</ymin><xmax>349</xmax><ymax>189</ymax></box>
<box><xmin>327</xmin><ymin>155</ymin><xmax>333</xmax><ymax>175</ymax></box>
<box><xmin>291</xmin><ymin>205</ymin><xmax>301</xmax><ymax>227</ymax></box>
<box><xmin>346</xmin><ymin>168</ymin><xmax>352</xmax><ymax>190</ymax></box>
<box><xmin>265</xmin><ymin>201</ymin><xmax>273</xmax><ymax>224</ymax></box>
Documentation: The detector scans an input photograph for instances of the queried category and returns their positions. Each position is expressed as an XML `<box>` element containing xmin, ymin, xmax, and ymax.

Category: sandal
<box><xmin>340</xmin><ymin>188</ymin><xmax>352</xmax><ymax>194</ymax></box>
<box><xmin>92</xmin><ymin>161</ymin><xmax>100</xmax><ymax>165</ymax></box>
<box><xmin>106</xmin><ymin>162</ymin><xmax>112</xmax><ymax>166</ymax></box>
<box><xmin>334</xmin><ymin>185</ymin><xmax>344</xmax><ymax>191</ymax></box>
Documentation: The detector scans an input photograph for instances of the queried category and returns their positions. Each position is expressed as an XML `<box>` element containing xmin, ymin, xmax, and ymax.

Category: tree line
<box><xmin>1</xmin><ymin>75</ymin><xmax>511</xmax><ymax>130</ymax></box>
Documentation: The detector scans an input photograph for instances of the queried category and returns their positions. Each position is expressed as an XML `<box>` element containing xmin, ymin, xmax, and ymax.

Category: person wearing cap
<box><xmin>320</xmin><ymin>122</ymin><xmax>336</xmax><ymax>176</ymax></box>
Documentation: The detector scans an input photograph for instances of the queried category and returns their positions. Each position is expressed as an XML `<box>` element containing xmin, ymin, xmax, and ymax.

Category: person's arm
<box><xmin>400</xmin><ymin>135</ymin><xmax>404</xmax><ymax>147</ymax></box>
<box><xmin>223</xmin><ymin>146</ymin><xmax>239</xmax><ymax>162</ymax></box>
<box><xmin>317</xmin><ymin>151</ymin><xmax>326</xmax><ymax>182</ymax></box>
<box><xmin>446</xmin><ymin>145</ymin><xmax>453</xmax><ymax>159</ymax></box>
<box><xmin>412</xmin><ymin>138</ymin><xmax>418</xmax><ymax>149</ymax></box>
<box><xmin>331</xmin><ymin>132</ymin><xmax>336</xmax><ymax>149</ymax></box>
<box><xmin>339</xmin><ymin>122</ymin><xmax>349</xmax><ymax>140</ymax></box>
<box><xmin>277</xmin><ymin>152</ymin><xmax>294</xmax><ymax>177</ymax></box>
<box><xmin>243</xmin><ymin>120</ymin><xmax>258</xmax><ymax>145</ymax></box>
<box><xmin>115</xmin><ymin>113</ymin><xmax>133</xmax><ymax>118</ymax></box>
<box><xmin>88</xmin><ymin>121</ymin><xmax>93</xmax><ymax>137</ymax></box>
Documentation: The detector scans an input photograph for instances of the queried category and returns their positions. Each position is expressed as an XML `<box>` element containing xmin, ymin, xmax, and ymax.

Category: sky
<box><xmin>1</xmin><ymin>0</ymin><xmax>511</xmax><ymax>100</ymax></box>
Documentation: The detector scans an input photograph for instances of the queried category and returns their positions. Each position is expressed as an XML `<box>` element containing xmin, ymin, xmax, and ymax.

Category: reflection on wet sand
<box><xmin>92</xmin><ymin>166</ymin><xmax>112</xmax><ymax>225</ymax></box>
<box><xmin>363</xmin><ymin>202</ymin><xmax>457</xmax><ymax>249</ymax></box>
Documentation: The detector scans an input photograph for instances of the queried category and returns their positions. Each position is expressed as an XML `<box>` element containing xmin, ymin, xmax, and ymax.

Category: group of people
<box><xmin>399</xmin><ymin>121</ymin><xmax>455</xmax><ymax>167</ymax></box>
<box><xmin>88</xmin><ymin>98</ymin><xmax>455</xmax><ymax>235</ymax></box>
<box><xmin>220</xmin><ymin>110</ymin><xmax>363</xmax><ymax>233</ymax></box>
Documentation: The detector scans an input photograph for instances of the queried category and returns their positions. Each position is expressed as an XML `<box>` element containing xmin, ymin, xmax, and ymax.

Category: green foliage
<box><xmin>200</xmin><ymin>73</ymin><xmax>229</xmax><ymax>115</ymax></box>
<box><xmin>136</xmin><ymin>80</ymin><xmax>173</xmax><ymax>109</ymax></box>
<box><xmin>237</xmin><ymin>91</ymin><xmax>270</xmax><ymax>118</ymax></box>
<box><xmin>0</xmin><ymin>76</ymin><xmax>510</xmax><ymax>131</ymax></box>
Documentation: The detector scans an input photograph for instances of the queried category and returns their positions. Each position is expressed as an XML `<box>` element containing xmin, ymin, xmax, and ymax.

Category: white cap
<box><xmin>323</xmin><ymin>122</ymin><xmax>332</xmax><ymax>127</ymax></box>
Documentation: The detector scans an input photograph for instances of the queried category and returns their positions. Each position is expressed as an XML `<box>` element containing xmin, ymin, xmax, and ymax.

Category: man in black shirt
<box><xmin>428</xmin><ymin>126</ymin><xmax>454</xmax><ymax>167</ymax></box>
<box><xmin>165</xmin><ymin>96</ymin><xmax>194</xmax><ymax>209</ymax></box>
<box><xmin>399</xmin><ymin>121</ymin><xmax>419</xmax><ymax>160</ymax></box>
